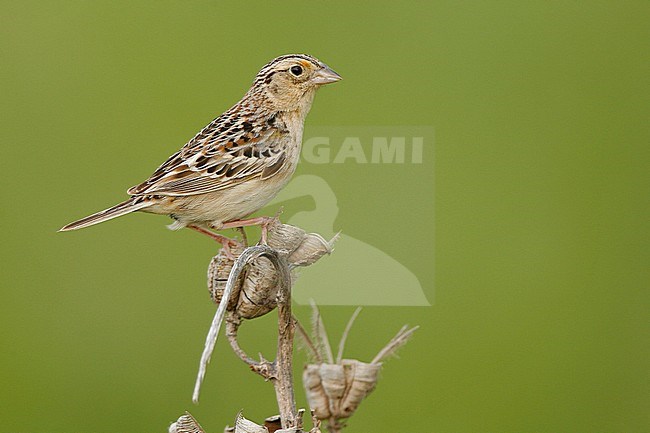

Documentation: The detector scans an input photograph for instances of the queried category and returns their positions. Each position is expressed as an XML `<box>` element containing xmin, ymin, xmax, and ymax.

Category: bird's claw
<box><xmin>258</xmin><ymin>214</ymin><xmax>281</xmax><ymax>245</ymax></box>
<box><xmin>221</xmin><ymin>237</ymin><xmax>244</xmax><ymax>260</ymax></box>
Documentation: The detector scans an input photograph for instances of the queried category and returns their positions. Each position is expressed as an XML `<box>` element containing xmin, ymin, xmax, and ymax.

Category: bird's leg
<box><xmin>187</xmin><ymin>225</ymin><xmax>240</xmax><ymax>259</ymax></box>
<box><xmin>219</xmin><ymin>212</ymin><xmax>281</xmax><ymax>245</ymax></box>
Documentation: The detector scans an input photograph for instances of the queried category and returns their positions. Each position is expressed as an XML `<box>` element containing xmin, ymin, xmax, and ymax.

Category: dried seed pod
<box><xmin>267</xmin><ymin>222</ymin><xmax>336</xmax><ymax>266</ymax></box>
<box><xmin>208</xmin><ymin>243</ymin><xmax>246</xmax><ymax>307</ymax></box>
<box><xmin>288</xmin><ymin>232</ymin><xmax>337</xmax><ymax>267</ymax></box>
<box><xmin>235</xmin><ymin>255</ymin><xmax>280</xmax><ymax>319</ymax></box>
<box><xmin>298</xmin><ymin>305</ymin><xmax>418</xmax><ymax>427</ymax></box>
<box><xmin>318</xmin><ymin>363</ymin><xmax>347</xmax><ymax>402</ymax></box>
<box><xmin>195</xmin><ymin>224</ymin><xmax>339</xmax><ymax>405</ymax></box>
<box><xmin>207</xmin><ymin>244</ymin><xmax>278</xmax><ymax>320</ymax></box>
<box><xmin>267</xmin><ymin>222</ymin><xmax>307</xmax><ymax>255</ymax></box>
<box><xmin>303</xmin><ymin>364</ymin><xmax>332</xmax><ymax>419</ymax></box>
<box><xmin>207</xmin><ymin>223</ymin><xmax>337</xmax><ymax>322</ymax></box>
<box><xmin>303</xmin><ymin>360</ymin><xmax>380</xmax><ymax>420</ymax></box>
<box><xmin>337</xmin><ymin>360</ymin><xmax>381</xmax><ymax>417</ymax></box>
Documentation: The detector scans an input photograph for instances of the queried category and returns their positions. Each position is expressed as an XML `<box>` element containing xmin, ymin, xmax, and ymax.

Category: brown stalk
<box><xmin>198</xmin><ymin>244</ymin><xmax>299</xmax><ymax>429</ymax></box>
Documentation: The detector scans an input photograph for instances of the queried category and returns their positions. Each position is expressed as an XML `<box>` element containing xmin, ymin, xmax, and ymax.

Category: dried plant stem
<box><xmin>205</xmin><ymin>244</ymin><xmax>299</xmax><ymax>430</ymax></box>
<box><xmin>173</xmin><ymin>224</ymin><xmax>418</xmax><ymax>433</ymax></box>
<box><xmin>225</xmin><ymin>317</ymin><xmax>257</xmax><ymax>366</ymax></box>
<box><xmin>275</xmin><ymin>291</ymin><xmax>298</xmax><ymax>429</ymax></box>
<box><xmin>266</xmin><ymin>246</ymin><xmax>298</xmax><ymax>429</ymax></box>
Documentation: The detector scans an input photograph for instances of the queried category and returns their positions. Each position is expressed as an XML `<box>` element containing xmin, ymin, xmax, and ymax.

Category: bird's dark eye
<box><xmin>290</xmin><ymin>65</ymin><xmax>303</xmax><ymax>76</ymax></box>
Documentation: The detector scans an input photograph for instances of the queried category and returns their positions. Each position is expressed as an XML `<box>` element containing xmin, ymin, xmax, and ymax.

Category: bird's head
<box><xmin>249</xmin><ymin>54</ymin><xmax>342</xmax><ymax>114</ymax></box>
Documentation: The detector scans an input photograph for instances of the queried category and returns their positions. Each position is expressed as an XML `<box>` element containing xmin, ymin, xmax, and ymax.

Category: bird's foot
<box><xmin>187</xmin><ymin>225</ymin><xmax>242</xmax><ymax>260</ymax></box>
<box><xmin>219</xmin><ymin>209</ymin><xmax>282</xmax><ymax>245</ymax></box>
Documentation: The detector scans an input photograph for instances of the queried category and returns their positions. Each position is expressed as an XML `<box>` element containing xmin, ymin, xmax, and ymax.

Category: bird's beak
<box><xmin>311</xmin><ymin>64</ymin><xmax>342</xmax><ymax>85</ymax></box>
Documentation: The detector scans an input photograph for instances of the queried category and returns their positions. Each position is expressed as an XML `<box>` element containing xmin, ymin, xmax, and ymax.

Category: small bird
<box><xmin>60</xmin><ymin>54</ymin><xmax>341</xmax><ymax>252</ymax></box>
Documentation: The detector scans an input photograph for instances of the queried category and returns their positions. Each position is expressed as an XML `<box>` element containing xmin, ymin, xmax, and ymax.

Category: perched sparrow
<box><xmin>60</xmin><ymin>54</ymin><xmax>341</xmax><ymax>251</ymax></box>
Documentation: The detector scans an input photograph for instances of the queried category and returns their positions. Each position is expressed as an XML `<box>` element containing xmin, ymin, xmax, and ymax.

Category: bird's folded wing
<box><xmin>127</xmin><ymin>124</ymin><xmax>287</xmax><ymax>197</ymax></box>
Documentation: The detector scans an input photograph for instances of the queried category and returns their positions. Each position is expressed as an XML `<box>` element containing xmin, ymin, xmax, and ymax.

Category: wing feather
<box><xmin>127</xmin><ymin>112</ymin><xmax>289</xmax><ymax>197</ymax></box>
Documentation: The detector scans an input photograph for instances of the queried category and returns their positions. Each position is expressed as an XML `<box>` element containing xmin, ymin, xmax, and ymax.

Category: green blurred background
<box><xmin>1</xmin><ymin>1</ymin><xmax>648</xmax><ymax>432</ymax></box>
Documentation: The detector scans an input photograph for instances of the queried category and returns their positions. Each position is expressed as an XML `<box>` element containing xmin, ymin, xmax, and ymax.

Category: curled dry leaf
<box><xmin>234</xmin><ymin>412</ymin><xmax>268</xmax><ymax>433</ymax></box>
<box><xmin>169</xmin><ymin>412</ymin><xmax>206</xmax><ymax>433</ymax></box>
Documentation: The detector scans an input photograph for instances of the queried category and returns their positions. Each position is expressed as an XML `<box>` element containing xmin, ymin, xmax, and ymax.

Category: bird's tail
<box><xmin>59</xmin><ymin>198</ymin><xmax>152</xmax><ymax>232</ymax></box>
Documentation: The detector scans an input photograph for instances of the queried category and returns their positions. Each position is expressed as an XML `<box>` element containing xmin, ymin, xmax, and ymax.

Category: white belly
<box><xmin>153</xmin><ymin>153</ymin><xmax>299</xmax><ymax>228</ymax></box>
